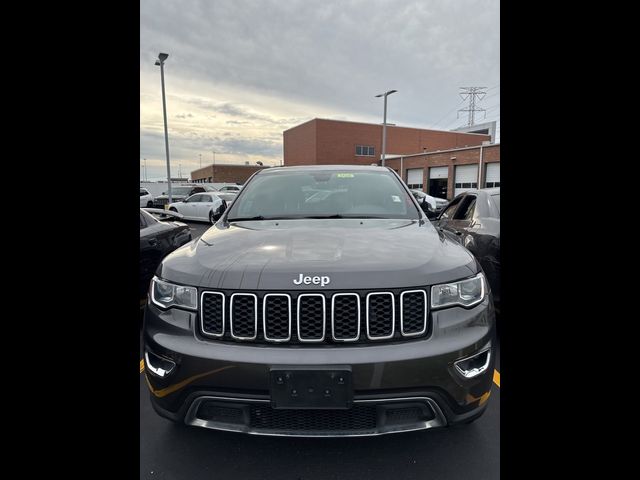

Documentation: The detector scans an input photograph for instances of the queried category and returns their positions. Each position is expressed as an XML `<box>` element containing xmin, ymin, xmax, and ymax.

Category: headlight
<box><xmin>150</xmin><ymin>277</ymin><xmax>198</xmax><ymax>310</ymax></box>
<box><xmin>431</xmin><ymin>273</ymin><xmax>485</xmax><ymax>309</ymax></box>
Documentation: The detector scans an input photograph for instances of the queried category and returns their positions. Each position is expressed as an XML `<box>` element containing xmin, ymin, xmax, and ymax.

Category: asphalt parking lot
<box><xmin>140</xmin><ymin>220</ymin><xmax>500</xmax><ymax>480</ymax></box>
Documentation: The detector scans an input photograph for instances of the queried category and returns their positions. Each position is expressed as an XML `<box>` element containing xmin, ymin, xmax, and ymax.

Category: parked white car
<box><xmin>167</xmin><ymin>192</ymin><xmax>227</xmax><ymax>224</ymax></box>
<box><xmin>140</xmin><ymin>188</ymin><xmax>154</xmax><ymax>208</ymax></box>
<box><xmin>219</xmin><ymin>185</ymin><xmax>242</xmax><ymax>193</ymax></box>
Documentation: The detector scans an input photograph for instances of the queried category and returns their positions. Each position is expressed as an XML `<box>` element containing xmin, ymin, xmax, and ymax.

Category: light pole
<box><xmin>375</xmin><ymin>89</ymin><xmax>397</xmax><ymax>167</ymax></box>
<box><xmin>199</xmin><ymin>153</ymin><xmax>202</xmax><ymax>168</ymax></box>
<box><xmin>155</xmin><ymin>52</ymin><xmax>172</xmax><ymax>202</ymax></box>
<box><xmin>143</xmin><ymin>158</ymin><xmax>147</xmax><ymax>182</ymax></box>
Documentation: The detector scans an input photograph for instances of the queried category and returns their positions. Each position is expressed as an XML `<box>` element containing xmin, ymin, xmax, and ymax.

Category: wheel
<box><xmin>147</xmin><ymin>200</ymin><xmax>154</xmax><ymax>207</ymax></box>
<box><xmin>209</xmin><ymin>211</ymin><xmax>216</xmax><ymax>224</ymax></box>
<box><xmin>169</xmin><ymin>207</ymin><xmax>178</xmax><ymax>212</ymax></box>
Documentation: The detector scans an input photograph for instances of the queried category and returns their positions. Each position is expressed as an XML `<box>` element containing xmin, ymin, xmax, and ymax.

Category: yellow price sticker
<box><xmin>336</xmin><ymin>173</ymin><xmax>354</xmax><ymax>178</ymax></box>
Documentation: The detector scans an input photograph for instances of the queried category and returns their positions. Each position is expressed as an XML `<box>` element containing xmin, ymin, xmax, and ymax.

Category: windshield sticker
<box><xmin>335</xmin><ymin>173</ymin><xmax>354</xmax><ymax>178</ymax></box>
<box><xmin>391</xmin><ymin>195</ymin><xmax>401</xmax><ymax>203</ymax></box>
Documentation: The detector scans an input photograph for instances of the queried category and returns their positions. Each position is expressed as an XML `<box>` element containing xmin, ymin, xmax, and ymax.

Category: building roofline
<box><xmin>282</xmin><ymin>118</ymin><xmax>316</xmax><ymax>133</ymax></box>
<box><xmin>191</xmin><ymin>163</ymin><xmax>273</xmax><ymax>172</ymax></box>
<box><xmin>283</xmin><ymin>117</ymin><xmax>491</xmax><ymax>137</ymax></box>
<box><xmin>259</xmin><ymin>164</ymin><xmax>387</xmax><ymax>173</ymax></box>
<box><xmin>384</xmin><ymin>143</ymin><xmax>500</xmax><ymax>160</ymax></box>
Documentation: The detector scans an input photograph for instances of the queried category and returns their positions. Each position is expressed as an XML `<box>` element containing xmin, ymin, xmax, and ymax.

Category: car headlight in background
<box><xmin>150</xmin><ymin>277</ymin><xmax>198</xmax><ymax>310</ymax></box>
<box><xmin>431</xmin><ymin>273</ymin><xmax>485</xmax><ymax>309</ymax></box>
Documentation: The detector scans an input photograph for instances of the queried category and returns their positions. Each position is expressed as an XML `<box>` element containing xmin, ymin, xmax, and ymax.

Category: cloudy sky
<box><xmin>140</xmin><ymin>0</ymin><xmax>499</xmax><ymax>180</ymax></box>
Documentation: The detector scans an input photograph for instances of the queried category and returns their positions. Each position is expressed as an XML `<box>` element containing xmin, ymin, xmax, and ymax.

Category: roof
<box><xmin>283</xmin><ymin>117</ymin><xmax>493</xmax><ymax>136</ymax></box>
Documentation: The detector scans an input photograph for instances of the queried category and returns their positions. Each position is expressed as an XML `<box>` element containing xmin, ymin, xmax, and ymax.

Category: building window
<box><xmin>455</xmin><ymin>182</ymin><xmax>478</xmax><ymax>189</ymax></box>
<box><xmin>355</xmin><ymin>145</ymin><xmax>375</xmax><ymax>156</ymax></box>
<box><xmin>485</xmin><ymin>181</ymin><xmax>500</xmax><ymax>187</ymax></box>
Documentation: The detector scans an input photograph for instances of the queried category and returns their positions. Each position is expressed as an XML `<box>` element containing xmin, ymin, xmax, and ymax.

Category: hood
<box><xmin>158</xmin><ymin>219</ymin><xmax>477</xmax><ymax>290</ymax></box>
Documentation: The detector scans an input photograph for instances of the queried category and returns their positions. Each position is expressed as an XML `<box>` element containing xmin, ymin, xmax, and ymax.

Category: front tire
<box><xmin>169</xmin><ymin>207</ymin><xmax>178</xmax><ymax>213</ymax></box>
<box><xmin>209</xmin><ymin>210</ymin><xmax>217</xmax><ymax>224</ymax></box>
<box><xmin>147</xmin><ymin>200</ymin><xmax>154</xmax><ymax>207</ymax></box>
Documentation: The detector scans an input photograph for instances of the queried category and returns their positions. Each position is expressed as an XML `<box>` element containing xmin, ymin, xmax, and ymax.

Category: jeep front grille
<box><xmin>200</xmin><ymin>288</ymin><xmax>430</xmax><ymax>345</ymax></box>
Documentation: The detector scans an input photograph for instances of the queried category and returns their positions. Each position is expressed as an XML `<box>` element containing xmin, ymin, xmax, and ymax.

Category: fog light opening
<box><xmin>144</xmin><ymin>350</ymin><xmax>176</xmax><ymax>378</ymax></box>
<box><xmin>454</xmin><ymin>348</ymin><xmax>491</xmax><ymax>379</ymax></box>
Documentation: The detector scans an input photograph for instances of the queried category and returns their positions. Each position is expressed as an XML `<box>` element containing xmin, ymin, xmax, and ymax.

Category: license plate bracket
<box><xmin>270</xmin><ymin>366</ymin><xmax>353</xmax><ymax>409</ymax></box>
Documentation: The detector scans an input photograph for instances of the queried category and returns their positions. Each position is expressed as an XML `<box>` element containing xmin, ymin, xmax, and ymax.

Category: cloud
<box><xmin>140</xmin><ymin>0</ymin><xmax>499</xmax><ymax>169</ymax></box>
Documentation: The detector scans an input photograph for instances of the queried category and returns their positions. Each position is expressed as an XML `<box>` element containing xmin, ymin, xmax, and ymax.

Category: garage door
<box><xmin>485</xmin><ymin>163</ymin><xmax>500</xmax><ymax>188</ymax></box>
<box><xmin>454</xmin><ymin>164</ymin><xmax>478</xmax><ymax>196</ymax></box>
<box><xmin>406</xmin><ymin>168</ymin><xmax>423</xmax><ymax>189</ymax></box>
<box><xmin>429</xmin><ymin>166</ymin><xmax>448</xmax><ymax>179</ymax></box>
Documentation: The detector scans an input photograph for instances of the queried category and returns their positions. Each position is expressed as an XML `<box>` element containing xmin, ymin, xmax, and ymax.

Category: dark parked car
<box><xmin>139</xmin><ymin>208</ymin><xmax>192</xmax><ymax>297</ymax></box>
<box><xmin>143</xmin><ymin>165</ymin><xmax>496</xmax><ymax>437</ymax></box>
<box><xmin>433</xmin><ymin>188</ymin><xmax>500</xmax><ymax>313</ymax></box>
<box><xmin>153</xmin><ymin>184</ymin><xmax>217</xmax><ymax>208</ymax></box>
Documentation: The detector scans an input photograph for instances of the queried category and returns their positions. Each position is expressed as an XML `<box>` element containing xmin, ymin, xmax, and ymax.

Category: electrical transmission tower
<box><xmin>458</xmin><ymin>87</ymin><xmax>487</xmax><ymax>126</ymax></box>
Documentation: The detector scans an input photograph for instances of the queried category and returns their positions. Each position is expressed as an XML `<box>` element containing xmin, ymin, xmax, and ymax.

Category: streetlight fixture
<box><xmin>155</xmin><ymin>52</ymin><xmax>172</xmax><ymax>202</ymax></box>
<box><xmin>375</xmin><ymin>89</ymin><xmax>397</xmax><ymax>167</ymax></box>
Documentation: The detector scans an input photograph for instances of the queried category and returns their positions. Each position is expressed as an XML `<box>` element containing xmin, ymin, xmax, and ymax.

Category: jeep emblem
<box><xmin>293</xmin><ymin>274</ymin><xmax>331</xmax><ymax>287</ymax></box>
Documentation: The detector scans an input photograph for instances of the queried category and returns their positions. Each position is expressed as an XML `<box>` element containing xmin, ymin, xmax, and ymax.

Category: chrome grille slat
<box><xmin>365</xmin><ymin>292</ymin><xmax>395</xmax><ymax>340</ymax></box>
<box><xmin>200</xmin><ymin>292</ymin><xmax>225</xmax><ymax>337</ymax></box>
<box><xmin>230</xmin><ymin>293</ymin><xmax>258</xmax><ymax>340</ymax></box>
<box><xmin>400</xmin><ymin>290</ymin><xmax>428</xmax><ymax>336</ymax></box>
<box><xmin>296</xmin><ymin>294</ymin><xmax>326</xmax><ymax>342</ymax></box>
<box><xmin>331</xmin><ymin>293</ymin><xmax>360</xmax><ymax>342</ymax></box>
<box><xmin>263</xmin><ymin>294</ymin><xmax>292</xmax><ymax>342</ymax></box>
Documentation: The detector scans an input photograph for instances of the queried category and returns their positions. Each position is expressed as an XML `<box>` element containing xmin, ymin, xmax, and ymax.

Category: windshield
<box><xmin>226</xmin><ymin>169</ymin><xmax>420</xmax><ymax>220</ymax></box>
<box><xmin>492</xmin><ymin>194</ymin><xmax>500</xmax><ymax>214</ymax></box>
<box><xmin>169</xmin><ymin>186</ymin><xmax>194</xmax><ymax>195</ymax></box>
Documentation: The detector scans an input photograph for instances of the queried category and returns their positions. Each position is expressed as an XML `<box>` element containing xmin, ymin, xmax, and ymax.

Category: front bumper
<box><xmin>143</xmin><ymin>297</ymin><xmax>496</xmax><ymax>436</ymax></box>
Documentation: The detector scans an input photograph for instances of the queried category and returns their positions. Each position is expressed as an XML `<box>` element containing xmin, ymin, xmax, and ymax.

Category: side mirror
<box><xmin>425</xmin><ymin>210</ymin><xmax>439</xmax><ymax>220</ymax></box>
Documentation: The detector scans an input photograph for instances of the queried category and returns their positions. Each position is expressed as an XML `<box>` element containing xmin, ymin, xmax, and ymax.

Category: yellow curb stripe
<box><xmin>145</xmin><ymin>365</ymin><xmax>235</xmax><ymax>398</ymax></box>
<box><xmin>140</xmin><ymin>359</ymin><xmax>144</xmax><ymax>373</ymax></box>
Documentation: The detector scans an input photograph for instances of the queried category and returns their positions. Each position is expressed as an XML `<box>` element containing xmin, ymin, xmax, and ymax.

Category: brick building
<box><xmin>190</xmin><ymin>164</ymin><xmax>271</xmax><ymax>184</ymax></box>
<box><xmin>283</xmin><ymin>118</ymin><xmax>491</xmax><ymax>166</ymax></box>
<box><xmin>385</xmin><ymin>144</ymin><xmax>500</xmax><ymax>199</ymax></box>
<box><xmin>283</xmin><ymin>118</ymin><xmax>500</xmax><ymax>200</ymax></box>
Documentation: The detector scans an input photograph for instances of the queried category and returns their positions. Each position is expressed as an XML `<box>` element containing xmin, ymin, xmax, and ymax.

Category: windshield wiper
<box><xmin>226</xmin><ymin>215</ymin><xmax>301</xmax><ymax>222</ymax></box>
<box><xmin>226</xmin><ymin>215</ymin><xmax>267</xmax><ymax>222</ymax></box>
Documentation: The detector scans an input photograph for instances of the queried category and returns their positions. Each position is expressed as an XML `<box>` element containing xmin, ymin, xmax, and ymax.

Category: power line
<box><xmin>431</xmin><ymin>97</ymin><xmax>467</xmax><ymax>129</ymax></box>
<box><xmin>458</xmin><ymin>86</ymin><xmax>488</xmax><ymax>126</ymax></box>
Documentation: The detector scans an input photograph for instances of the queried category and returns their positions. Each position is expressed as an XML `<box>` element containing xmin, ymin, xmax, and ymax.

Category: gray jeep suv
<box><xmin>143</xmin><ymin>165</ymin><xmax>496</xmax><ymax>437</ymax></box>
